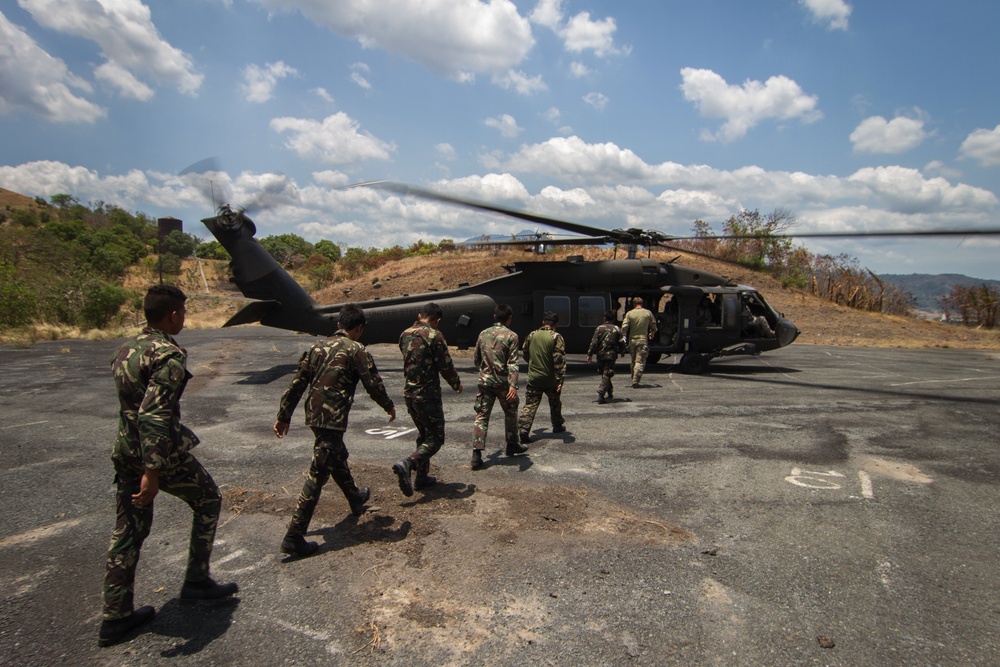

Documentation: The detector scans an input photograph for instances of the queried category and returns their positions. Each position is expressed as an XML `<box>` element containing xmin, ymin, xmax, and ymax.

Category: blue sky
<box><xmin>2</xmin><ymin>0</ymin><xmax>999</xmax><ymax>279</ymax></box>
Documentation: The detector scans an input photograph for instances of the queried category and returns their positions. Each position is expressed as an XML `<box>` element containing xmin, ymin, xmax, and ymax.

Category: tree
<box><xmin>195</xmin><ymin>240</ymin><xmax>231</xmax><ymax>260</ymax></box>
<box><xmin>160</xmin><ymin>230</ymin><xmax>198</xmax><ymax>258</ymax></box>
<box><xmin>0</xmin><ymin>262</ymin><xmax>38</xmax><ymax>328</ymax></box>
<box><xmin>313</xmin><ymin>239</ymin><xmax>341</xmax><ymax>262</ymax></box>
<box><xmin>259</xmin><ymin>233</ymin><xmax>314</xmax><ymax>267</ymax></box>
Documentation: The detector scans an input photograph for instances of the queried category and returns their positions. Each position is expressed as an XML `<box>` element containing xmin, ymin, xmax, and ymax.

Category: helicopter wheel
<box><xmin>678</xmin><ymin>352</ymin><xmax>709</xmax><ymax>375</ymax></box>
<box><xmin>647</xmin><ymin>352</ymin><xmax>661</xmax><ymax>365</ymax></box>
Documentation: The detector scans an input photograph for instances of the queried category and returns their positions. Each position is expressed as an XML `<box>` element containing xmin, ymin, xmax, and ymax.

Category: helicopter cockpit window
<box><xmin>578</xmin><ymin>296</ymin><xmax>605</xmax><ymax>327</ymax></box>
<box><xmin>543</xmin><ymin>295</ymin><xmax>571</xmax><ymax>327</ymax></box>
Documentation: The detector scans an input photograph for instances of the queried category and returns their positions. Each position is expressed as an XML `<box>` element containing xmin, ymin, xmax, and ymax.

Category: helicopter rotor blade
<box><xmin>667</xmin><ymin>228</ymin><xmax>1000</xmax><ymax>240</ymax></box>
<box><xmin>349</xmin><ymin>180</ymin><xmax>623</xmax><ymax>240</ymax></box>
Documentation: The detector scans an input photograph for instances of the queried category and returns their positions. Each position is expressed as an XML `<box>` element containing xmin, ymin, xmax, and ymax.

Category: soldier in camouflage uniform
<box><xmin>621</xmin><ymin>296</ymin><xmax>658</xmax><ymax>387</ymax></box>
<box><xmin>100</xmin><ymin>285</ymin><xmax>238</xmax><ymax>648</ymax></box>
<box><xmin>392</xmin><ymin>302</ymin><xmax>463</xmax><ymax>496</ymax></box>
<box><xmin>517</xmin><ymin>312</ymin><xmax>567</xmax><ymax>442</ymax></box>
<box><xmin>470</xmin><ymin>304</ymin><xmax>525</xmax><ymax>470</ymax></box>
<box><xmin>274</xmin><ymin>304</ymin><xmax>396</xmax><ymax>558</ymax></box>
<box><xmin>587</xmin><ymin>310</ymin><xmax>623</xmax><ymax>404</ymax></box>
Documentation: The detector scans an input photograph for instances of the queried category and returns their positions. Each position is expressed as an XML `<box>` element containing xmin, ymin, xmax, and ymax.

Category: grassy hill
<box><xmin>881</xmin><ymin>273</ymin><xmax>1000</xmax><ymax>315</ymax></box>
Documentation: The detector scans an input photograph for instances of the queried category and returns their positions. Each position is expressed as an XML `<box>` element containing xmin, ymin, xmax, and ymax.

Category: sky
<box><xmin>2</xmin><ymin>0</ymin><xmax>1000</xmax><ymax>280</ymax></box>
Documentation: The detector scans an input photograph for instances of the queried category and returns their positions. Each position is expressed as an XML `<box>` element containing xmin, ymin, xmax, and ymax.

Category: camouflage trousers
<box><xmin>103</xmin><ymin>454</ymin><xmax>221</xmax><ymax>620</ymax></box>
<box><xmin>517</xmin><ymin>384</ymin><xmax>564</xmax><ymax>435</ymax></box>
<box><xmin>472</xmin><ymin>384</ymin><xmax>520</xmax><ymax>450</ymax></box>
<box><xmin>627</xmin><ymin>337</ymin><xmax>650</xmax><ymax>384</ymax></box>
<box><xmin>404</xmin><ymin>394</ymin><xmax>445</xmax><ymax>474</ymax></box>
<box><xmin>287</xmin><ymin>428</ymin><xmax>363</xmax><ymax>537</ymax></box>
<box><xmin>596</xmin><ymin>358</ymin><xmax>616</xmax><ymax>397</ymax></box>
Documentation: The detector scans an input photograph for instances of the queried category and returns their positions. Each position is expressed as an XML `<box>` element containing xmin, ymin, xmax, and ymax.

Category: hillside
<box><xmin>177</xmin><ymin>246</ymin><xmax>1000</xmax><ymax>350</ymax></box>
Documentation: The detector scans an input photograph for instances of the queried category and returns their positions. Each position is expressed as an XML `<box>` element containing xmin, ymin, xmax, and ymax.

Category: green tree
<box><xmin>79</xmin><ymin>281</ymin><xmax>131</xmax><ymax>329</ymax></box>
<box><xmin>259</xmin><ymin>233</ymin><xmax>314</xmax><ymax>267</ymax></box>
<box><xmin>0</xmin><ymin>262</ymin><xmax>39</xmax><ymax>328</ymax></box>
<box><xmin>195</xmin><ymin>239</ymin><xmax>231</xmax><ymax>260</ymax></box>
<box><xmin>313</xmin><ymin>239</ymin><xmax>341</xmax><ymax>262</ymax></box>
<box><xmin>160</xmin><ymin>230</ymin><xmax>199</xmax><ymax>258</ymax></box>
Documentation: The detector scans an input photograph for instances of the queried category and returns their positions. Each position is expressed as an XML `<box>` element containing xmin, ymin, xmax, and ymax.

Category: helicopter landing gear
<box><xmin>678</xmin><ymin>352</ymin><xmax>709</xmax><ymax>375</ymax></box>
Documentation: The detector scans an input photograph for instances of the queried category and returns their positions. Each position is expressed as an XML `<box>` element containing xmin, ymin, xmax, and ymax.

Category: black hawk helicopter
<box><xmin>200</xmin><ymin>181</ymin><xmax>995</xmax><ymax>374</ymax></box>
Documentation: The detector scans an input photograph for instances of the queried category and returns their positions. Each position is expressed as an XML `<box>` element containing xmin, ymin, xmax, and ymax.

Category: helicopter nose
<box><xmin>776</xmin><ymin>318</ymin><xmax>800</xmax><ymax>347</ymax></box>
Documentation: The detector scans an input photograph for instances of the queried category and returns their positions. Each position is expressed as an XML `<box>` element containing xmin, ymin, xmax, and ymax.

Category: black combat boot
<box><xmin>552</xmin><ymin>424</ymin><xmax>566</xmax><ymax>433</ymax></box>
<box><xmin>519</xmin><ymin>431</ymin><xmax>531</xmax><ymax>444</ymax></box>
<box><xmin>280</xmin><ymin>533</ymin><xmax>319</xmax><ymax>559</ymax></box>
<box><xmin>597</xmin><ymin>392</ymin><xmax>606</xmax><ymax>404</ymax></box>
<box><xmin>180</xmin><ymin>577</ymin><xmax>239</xmax><ymax>600</ymax></box>
<box><xmin>392</xmin><ymin>458</ymin><xmax>414</xmax><ymax>497</ymax></box>
<box><xmin>506</xmin><ymin>441</ymin><xmax>529</xmax><ymax>456</ymax></box>
<box><xmin>413</xmin><ymin>461</ymin><xmax>436</xmax><ymax>490</ymax></box>
<box><xmin>98</xmin><ymin>606</ymin><xmax>155</xmax><ymax>647</ymax></box>
<box><xmin>471</xmin><ymin>449</ymin><xmax>484</xmax><ymax>470</ymax></box>
<box><xmin>349</xmin><ymin>486</ymin><xmax>370</xmax><ymax>516</ymax></box>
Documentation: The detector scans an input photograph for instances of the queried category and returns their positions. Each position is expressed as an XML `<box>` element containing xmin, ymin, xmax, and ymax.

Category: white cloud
<box><xmin>583</xmin><ymin>91</ymin><xmax>608</xmax><ymax>111</ymax></box>
<box><xmin>680</xmin><ymin>67</ymin><xmax>822</xmax><ymax>142</ymax></box>
<box><xmin>570</xmin><ymin>61</ymin><xmax>590</xmax><ymax>78</ymax></box>
<box><xmin>249</xmin><ymin>0</ymin><xmax>533</xmax><ymax>83</ymax></box>
<box><xmin>435</xmin><ymin>143</ymin><xmax>457</xmax><ymax>160</ymax></box>
<box><xmin>350</xmin><ymin>62</ymin><xmax>372</xmax><ymax>91</ymax></box>
<box><xmin>484</xmin><ymin>113</ymin><xmax>523</xmax><ymax>139</ymax></box>
<box><xmin>94</xmin><ymin>61</ymin><xmax>153</xmax><ymax>101</ymax></box>
<box><xmin>850</xmin><ymin>113</ymin><xmax>929</xmax><ymax>154</ymax></box>
<box><xmin>923</xmin><ymin>160</ymin><xmax>962</xmax><ymax>181</ymax></box>
<box><xmin>529</xmin><ymin>0</ymin><xmax>625</xmax><ymax>57</ymax></box>
<box><xmin>18</xmin><ymin>0</ymin><xmax>203</xmax><ymax>98</ymax></box>
<box><xmin>241</xmin><ymin>61</ymin><xmax>298</xmax><ymax>104</ymax></box>
<box><xmin>959</xmin><ymin>124</ymin><xmax>1000</xmax><ymax>167</ymax></box>
<box><xmin>270</xmin><ymin>113</ymin><xmax>396</xmax><ymax>164</ymax></box>
<box><xmin>492</xmin><ymin>69</ymin><xmax>547</xmax><ymax>95</ymax></box>
<box><xmin>0</xmin><ymin>11</ymin><xmax>105</xmax><ymax>122</ymax></box>
<box><xmin>799</xmin><ymin>0</ymin><xmax>852</xmax><ymax>31</ymax></box>
<box><xmin>312</xmin><ymin>87</ymin><xmax>334</xmax><ymax>103</ymax></box>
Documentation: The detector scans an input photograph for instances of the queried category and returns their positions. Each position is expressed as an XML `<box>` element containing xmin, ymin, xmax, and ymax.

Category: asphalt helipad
<box><xmin>1</xmin><ymin>329</ymin><xmax>998</xmax><ymax>666</ymax></box>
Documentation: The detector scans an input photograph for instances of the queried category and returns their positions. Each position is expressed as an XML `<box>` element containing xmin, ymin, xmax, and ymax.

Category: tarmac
<box><xmin>1</xmin><ymin>328</ymin><xmax>999</xmax><ymax>666</ymax></box>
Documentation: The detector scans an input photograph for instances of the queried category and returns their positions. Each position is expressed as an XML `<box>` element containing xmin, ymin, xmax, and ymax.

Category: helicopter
<box><xmin>200</xmin><ymin>182</ymin><xmax>808</xmax><ymax>374</ymax></box>
<box><xmin>201</xmin><ymin>181</ymin><xmax>1000</xmax><ymax>372</ymax></box>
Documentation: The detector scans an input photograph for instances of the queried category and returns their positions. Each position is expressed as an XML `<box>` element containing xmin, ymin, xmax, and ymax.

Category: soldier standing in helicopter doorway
<box><xmin>392</xmin><ymin>302</ymin><xmax>463</xmax><ymax>497</ymax></box>
<box><xmin>621</xmin><ymin>296</ymin><xmax>657</xmax><ymax>387</ymax></box>
<box><xmin>587</xmin><ymin>310</ymin><xmax>623</xmax><ymax>403</ymax></box>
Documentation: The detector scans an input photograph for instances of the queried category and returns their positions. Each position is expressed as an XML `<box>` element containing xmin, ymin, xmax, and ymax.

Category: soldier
<box><xmin>621</xmin><ymin>296</ymin><xmax>658</xmax><ymax>387</ymax></box>
<box><xmin>517</xmin><ymin>311</ymin><xmax>567</xmax><ymax>442</ymax></box>
<box><xmin>586</xmin><ymin>310</ymin><xmax>622</xmax><ymax>404</ymax></box>
<box><xmin>100</xmin><ymin>285</ymin><xmax>237</xmax><ymax>648</ymax></box>
<box><xmin>274</xmin><ymin>304</ymin><xmax>396</xmax><ymax>559</ymax></box>
<box><xmin>392</xmin><ymin>302</ymin><xmax>463</xmax><ymax>496</ymax></box>
<box><xmin>471</xmin><ymin>304</ymin><xmax>525</xmax><ymax>470</ymax></box>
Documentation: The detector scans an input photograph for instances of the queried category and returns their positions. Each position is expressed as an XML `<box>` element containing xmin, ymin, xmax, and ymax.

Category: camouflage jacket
<box><xmin>111</xmin><ymin>326</ymin><xmax>199</xmax><ymax>474</ymax></box>
<box><xmin>522</xmin><ymin>326</ymin><xmax>566</xmax><ymax>389</ymax></box>
<box><xmin>588</xmin><ymin>322</ymin><xmax>623</xmax><ymax>361</ymax></box>
<box><xmin>622</xmin><ymin>307</ymin><xmax>658</xmax><ymax>339</ymax></box>
<box><xmin>399</xmin><ymin>320</ymin><xmax>461</xmax><ymax>399</ymax></box>
<box><xmin>277</xmin><ymin>331</ymin><xmax>394</xmax><ymax>431</ymax></box>
<box><xmin>474</xmin><ymin>323</ymin><xmax>519</xmax><ymax>389</ymax></box>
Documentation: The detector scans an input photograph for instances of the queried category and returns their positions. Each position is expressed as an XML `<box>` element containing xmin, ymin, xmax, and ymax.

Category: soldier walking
<box><xmin>471</xmin><ymin>304</ymin><xmax>525</xmax><ymax>470</ymax></box>
<box><xmin>100</xmin><ymin>285</ymin><xmax>238</xmax><ymax>648</ymax></box>
<box><xmin>587</xmin><ymin>310</ymin><xmax>623</xmax><ymax>403</ymax></box>
<box><xmin>274</xmin><ymin>304</ymin><xmax>396</xmax><ymax>559</ymax></box>
<box><xmin>517</xmin><ymin>311</ymin><xmax>567</xmax><ymax>442</ymax></box>
<box><xmin>392</xmin><ymin>303</ymin><xmax>463</xmax><ymax>496</ymax></box>
<box><xmin>622</xmin><ymin>296</ymin><xmax>658</xmax><ymax>387</ymax></box>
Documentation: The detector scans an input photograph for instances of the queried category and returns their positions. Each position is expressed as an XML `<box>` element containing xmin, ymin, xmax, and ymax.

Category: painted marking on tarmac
<box><xmin>0</xmin><ymin>518</ymin><xmax>82</xmax><ymax>549</ymax></box>
<box><xmin>366</xmin><ymin>427</ymin><xmax>417</xmax><ymax>440</ymax></box>
<box><xmin>858</xmin><ymin>471</ymin><xmax>874</xmax><ymax>499</ymax></box>
<box><xmin>212</xmin><ymin>548</ymin><xmax>246</xmax><ymax>567</ymax></box>
<box><xmin>889</xmin><ymin>376</ymin><xmax>1000</xmax><ymax>387</ymax></box>
<box><xmin>785</xmin><ymin>467</ymin><xmax>845</xmax><ymax>489</ymax></box>
<box><xmin>1</xmin><ymin>420</ymin><xmax>50</xmax><ymax>430</ymax></box>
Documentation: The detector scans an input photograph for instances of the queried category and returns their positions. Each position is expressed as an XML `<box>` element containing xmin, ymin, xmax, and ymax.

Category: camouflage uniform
<box><xmin>517</xmin><ymin>326</ymin><xmax>566</xmax><ymax>436</ymax></box>
<box><xmin>587</xmin><ymin>321</ymin><xmax>622</xmax><ymax>399</ymax></box>
<box><xmin>104</xmin><ymin>327</ymin><xmax>221</xmax><ymax>621</ymax></box>
<box><xmin>277</xmin><ymin>331</ymin><xmax>395</xmax><ymax>536</ymax></box>
<box><xmin>472</xmin><ymin>323</ymin><xmax>520</xmax><ymax>449</ymax></box>
<box><xmin>399</xmin><ymin>320</ymin><xmax>461</xmax><ymax>474</ymax></box>
<box><xmin>622</xmin><ymin>305</ymin><xmax>658</xmax><ymax>385</ymax></box>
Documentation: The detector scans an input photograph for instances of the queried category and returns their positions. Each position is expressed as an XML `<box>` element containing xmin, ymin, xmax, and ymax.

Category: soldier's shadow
<box><xmin>309</xmin><ymin>514</ymin><xmax>412</xmax><ymax>554</ymax></box>
<box><xmin>155</xmin><ymin>596</ymin><xmax>240</xmax><ymax>657</ymax></box>
<box><xmin>484</xmin><ymin>452</ymin><xmax>534</xmax><ymax>471</ymax></box>
<box><xmin>400</xmin><ymin>481</ymin><xmax>476</xmax><ymax>507</ymax></box>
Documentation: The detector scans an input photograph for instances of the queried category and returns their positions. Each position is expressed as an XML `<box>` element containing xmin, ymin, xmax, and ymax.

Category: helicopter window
<box><xmin>723</xmin><ymin>295</ymin><xmax>739</xmax><ymax>328</ymax></box>
<box><xmin>578</xmin><ymin>296</ymin><xmax>605</xmax><ymax>327</ymax></box>
<box><xmin>543</xmin><ymin>295</ymin><xmax>571</xmax><ymax>326</ymax></box>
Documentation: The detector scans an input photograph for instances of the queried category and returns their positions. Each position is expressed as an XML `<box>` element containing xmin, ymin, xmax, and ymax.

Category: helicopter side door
<box><xmin>532</xmin><ymin>291</ymin><xmax>609</xmax><ymax>353</ymax></box>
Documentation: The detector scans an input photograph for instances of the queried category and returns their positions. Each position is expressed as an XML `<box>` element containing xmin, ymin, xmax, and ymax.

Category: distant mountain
<box><xmin>879</xmin><ymin>273</ymin><xmax>1000</xmax><ymax>314</ymax></box>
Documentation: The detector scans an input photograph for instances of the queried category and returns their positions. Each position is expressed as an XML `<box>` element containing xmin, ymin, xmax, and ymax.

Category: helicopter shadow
<box><xmin>154</xmin><ymin>596</ymin><xmax>240</xmax><ymax>658</ymax></box>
